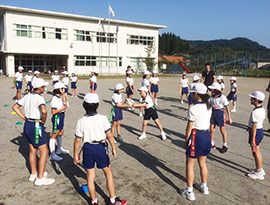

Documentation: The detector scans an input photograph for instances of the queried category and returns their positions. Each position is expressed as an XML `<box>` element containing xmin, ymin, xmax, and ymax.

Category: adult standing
<box><xmin>201</xmin><ymin>63</ymin><xmax>216</xmax><ymax>87</ymax></box>
<box><xmin>266</xmin><ymin>81</ymin><xmax>270</xmax><ymax>132</ymax></box>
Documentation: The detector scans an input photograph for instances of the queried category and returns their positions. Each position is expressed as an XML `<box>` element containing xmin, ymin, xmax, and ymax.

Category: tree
<box><xmin>144</xmin><ymin>44</ymin><xmax>157</xmax><ymax>72</ymax></box>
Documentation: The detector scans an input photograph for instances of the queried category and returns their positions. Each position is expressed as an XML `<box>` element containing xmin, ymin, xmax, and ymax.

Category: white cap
<box><xmin>144</xmin><ymin>71</ymin><xmax>151</xmax><ymax>75</ymax></box>
<box><xmin>28</xmin><ymin>70</ymin><xmax>33</xmax><ymax>73</ymax></box>
<box><xmin>138</xmin><ymin>86</ymin><xmax>148</xmax><ymax>92</ymax></box>
<box><xmin>248</xmin><ymin>91</ymin><xmax>265</xmax><ymax>101</ymax></box>
<box><xmin>90</xmin><ymin>70</ymin><xmax>98</xmax><ymax>74</ymax></box>
<box><xmin>127</xmin><ymin>71</ymin><xmax>134</xmax><ymax>75</ymax></box>
<box><xmin>53</xmin><ymin>82</ymin><xmax>67</xmax><ymax>90</ymax></box>
<box><xmin>190</xmin><ymin>83</ymin><xmax>207</xmax><ymax>94</ymax></box>
<box><xmin>217</xmin><ymin>75</ymin><xmax>223</xmax><ymax>80</ymax></box>
<box><xmin>193</xmin><ymin>75</ymin><xmax>200</xmax><ymax>81</ymax></box>
<box><xmin>18</xmin><ymin>66</ymin><xmax>24</xmax><ymax>70</ymax></box>
<box><xmin>62</xmin><ymin>71</ymin><xmax>68</xmax><ymax>75</ymax></box>
<box><xmin>71</xmin><ymin>72</ymin><xmax>75</xmax><ymax>74</ymax></box>
<box><xmin>34</xmin><ymin>70</ymin><xmax>40</xmax><ymax>74</ymax></box>
<box><xmin>208</xmin><ymin>82</ymin><xmax>221</xmax><ymax>91</ymax></box>
<box><xmin>230</xmin><ymin>77</ymin><xmax>236</xmax><ymax>81</ymax></box>
<box><xmin>84</xmin><ymin>93</ymin><xmax>100</xmax><ymax>103</ymax></box>
<box><xmin>114</xmin><ymin>83</ymin><xmax>124</xmax><ymax>91</ymax></box>
<box><xmin>54</xmin><ymin>70</ymin><xmax>58</xmax><ymax>73</ymax></box>
<box><xmin>152</xmin><ymin>70</ymin><xmax>157</xmax><ymax>74</ymax></box>
<box><xmin>32</xmin><ymin>78</ymin><xmax>49</xmax><ymax>88</ymax></box>
<box><xmin>182</xmin><ymin>73</ymin><xmax>186</xmax><ymax>76</ymax></box>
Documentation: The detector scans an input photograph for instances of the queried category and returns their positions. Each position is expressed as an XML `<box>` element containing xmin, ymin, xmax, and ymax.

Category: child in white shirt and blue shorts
<box><xmin>150</xmin><ymin>70</ymin><xmax>159</xmax><ymax>105</ymax></box>
<box><xmin>89</xmin><ymin>70</ymin><xmax>98</xmax><ymax>93</ymax></box>
<box><xmin>70</xmin><ymin>72</ymin><xmax>78</xmax><ymax>97</ymax></box>
<box><xmin>227</xmin><ymin>77</ymin><xmax>238</xmax><ymax>112</ymax></box>
<box><xmin>13</xmin><ymin>66</ymin><xmax>24</xmax><ymax>100</ymax></box>
<box><xmin>179</xmin><ymin>73</ymin><xmax>190</xmax><ymax>104</ymax></box>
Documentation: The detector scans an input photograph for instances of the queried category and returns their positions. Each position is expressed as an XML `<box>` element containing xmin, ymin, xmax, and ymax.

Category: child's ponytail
<box><xmin>198</xmin><ymin>93</ymin><xmax>211</xmax><ymax>110</ymax></box>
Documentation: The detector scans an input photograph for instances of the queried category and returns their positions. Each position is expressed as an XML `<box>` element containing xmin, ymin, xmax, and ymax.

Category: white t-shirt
<box><xmin>24</xmin><ymin>75</ymin><xmax>33</xmax><ymax>82</ymax></box>
<box><xmin>90</xmin><ymin>75</ymin><xmax>97</xmax><ymax>83</ymax></box>
<box><xmin>70</xmin><ymin>76</ymin><xmax>78</xmax><ymax>82</ymax></box>
<box><xmin>51</xmin><ymin>95</ymin><xmax>64</xmax><ymax>112</ymax></box>
<box><xmin>150</xmin><ymin>77</ymin><xmax>159</xmax><ymax>84</ymax></box>
<box><xmin>190</xmin><ymin>82</ymin><xmax>197</xmax><ymax>90</ymax></box>
<box><xmin>248</xmin><ymin>106</ymin><xmax>265</xmax><ymax>129</ymax></box>
<box><xmin>180</xmin><ymin>78</ymin><xmax>189</xmax><ymax>88</ymax></box>
<box><xmin>17</xmin><ymin>92</ymin><xmax>46</xmax><ymax>119</ymax></box>
<box><xmin>220</xmin><ymin>82</ymin><xmax>225</xmax><ymax>90</ymax></box>
<box><xmin>52</xmin><ymin>75</ymin><xmax>60</xmax><ymax>81</ymax></box>
<box><xmin>32</xmin><ymin>76</ymin><xmax>38</xmax><ymax>85</ymax></box>
<box><xmin>142</xmin><ymin>78</ymin><xmax>150</xmax><ymax>87</ymax></box>
<box><xmin>209</xmin><ymin>94</ymin><xmax>229</xmax><ymax>110</ymax></box>
<box><xmin>112</xmin><ymin>93</ymin><xmax>123</xmax><ymax>106</ymax></box>
<box><xmin>188</xmin><ymin>102</ymin><xmax>212</xmax><ymax>130</ymax></box>
<box><xmin>62</xmin><ymin>77</ymin><xmax>69</xmax><ymax>86</ymax></box>
<box><xmin>75</xmin><ymin>114</ymin><xmax>111</xmax><ymax>143</ymax></box>
<box><xmin>230</xmin><ymin>83</ymin><xmax>237</xmax><ymax>92</ymax></box>
<box><xmin>15</xmin><ymin>72</ymin><xmax>23</xmax><ymax>81</ymax></box>
<box><xmin>126</xmin><ymin>77</ymin><xmax>134</xmax><ymax>86</ymax></box>
<box><xmin>140</xmin><ymin>94</ymin><xmax>154</xmax><ymax>109</ymax></box>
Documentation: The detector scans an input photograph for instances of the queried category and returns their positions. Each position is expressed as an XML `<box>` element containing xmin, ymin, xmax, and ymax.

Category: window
<box><xmin>74</xmin><ymin>56</ymin><xmax>119</xmax><ymax>67</ymax></box>
<box><xmin>74</xmin><ymin>30</ymin><xmax>92</xmax><ymax>42</ymax></box>
<box><xmin>127</xmin><ymin>35</ymin><xmax>154</xmax><ymax>46</ymax></box>
<box><xmin>119</xmin><ymin>57</ymin><xmax>122</xmax><ymax>67</ymax></box>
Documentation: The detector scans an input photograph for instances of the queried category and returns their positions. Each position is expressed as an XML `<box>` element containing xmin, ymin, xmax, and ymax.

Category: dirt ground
<box><xmin>0</xmin><ymin>74</ymin><xmax>270</xmax><ymax>205</ymax></box>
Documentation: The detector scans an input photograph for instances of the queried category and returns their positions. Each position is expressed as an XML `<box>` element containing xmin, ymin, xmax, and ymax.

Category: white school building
<box><xmin>0</xmin><ymin>5</ymin><xmax>166</xmax><ymax>77</ymax></box>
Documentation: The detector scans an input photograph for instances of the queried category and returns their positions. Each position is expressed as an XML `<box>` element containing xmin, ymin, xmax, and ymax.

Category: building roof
<box><xmin>0</xmin><ymin>5</ymin><xmax>166</xmax><ymax>29</ymax></box>
<box><xmin>158</xmin><ymin>56</ymin><xmax>190</xmax><ymax>63</ymax></box>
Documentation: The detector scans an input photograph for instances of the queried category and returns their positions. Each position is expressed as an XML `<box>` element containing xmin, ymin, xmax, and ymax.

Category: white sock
<box><xmin>187</xmin><ymin>186</ymin><xmax>193</xmax><ymax>192</ymax></box>
<box><xmin>223</xmin><ymin>142</ymin><xmax>227</xmax><ymax>147</ymax></box>
<box><xmin>202</xmin><ymin>182</ymin><xmax>207</xmax><ymax>187</ymax></box>
<box><xmin>49</xmin><ymin>139</ymin><xmax>56</xmax><ymax>155</ymax></box>
<box><xmin>211</xmin><ymin>141</ymin><xmax>215</xmax><ymax>146</ymax></box>
<box><xmin>142</xmin><ymin>132</ymin><xmax>146</xmax><ymax>135</ymax></box>
<box><xmin>92</xmin><ymin>198</ymin><xmax>98</xmax><ymax>204</ymax></box>
<box><xmin>110</xmin><ymin>197</ymin><xmax>116</xmax><ymax>204</ymax></box>
<box><xmin>57</xmin><ymin>136</ymin><xmax>63</xmax><ymax>150</ymax></box>
<box><xmin>233</xmin><ymin>106</ymin><xmax>236</xmax><ymax>109</ymax></box>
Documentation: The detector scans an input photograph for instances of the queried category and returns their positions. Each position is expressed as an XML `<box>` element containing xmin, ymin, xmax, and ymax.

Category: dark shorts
<box><xmin>71</xmin><ymin>82</ymin><xmax>77</xmax><ymax>89</ymax></box>
<box><xmin>64</xmin><ymin>87</ymin><xmax>68</xmax><ymax>93</ymax></box>
<box><xmin>24</xmin><ymin>121</ymin><xmax>47</xmax><ymax>148</ymax></box>
<box><xmin>51</xmin><ymin>112</ymin><xmax>65</xmax><ymax>131</ymax></box>
<box><xmin>150</xmin><ymin>84</ymin><xmax>159</xmax><ymax>93</ymax></box>
<box><xmin>83</xmin><ymin>142</ymin><xmax>110</xmax><ymax>169</ymax></box>
<box><xmin>144</xmin><ymin>107</ymin><xmax>159</xmax><ymax>120</ymax></box>
<box><xmin>112</xmin><ymin>106</ymin><xmax>123</xmax><ymax>122</ymax></box>
<box><xmin>186</xmin><ymin>129</ymin><xmax>211</xmax><ymax>158</ymax></box>
<box><xmin>182</xmin><ymin>87</ymin><xmax>189</xmax><ymax>94</ymax></box>
<box><xmin>27</xmin><ymin>82</ymin><xmax>33</xmax><ymax>91</ymax></box>
<box><xmin>248</xmin><ymin>128</ymin><xmax>264</xmax><ymax>146</ymax></box>
<box><xmin>210</xmin><ymin>109</ymin><xmax>226</xmax><ymax>127</ymax></box>
<box><xmin>16</xmin><ymin>81</ymin><xmax>22</xmax><ymax>90</ymax></box>
<box><xmin>126</xmin><ymin>85</ymin><xmax>134</xmax><ymax>96</ymax></box>
<box><xmin>53</xmin><ymin>81</ymin><xmax>58</xmax><ymax>85</ymax></box>
<box><xmin>227</xmin><ymin>92</ymin><xmax>237</xmax><ymax>101</ymax></box>
<box><xmin>188</xmin><ymin>94</ymin><xmax>195</xmax><ymax>105</ymax></box>
<box><xmin>90</xmin><ymin>83</ymin><xmax>97</xmax><ymax>91</ymax></box>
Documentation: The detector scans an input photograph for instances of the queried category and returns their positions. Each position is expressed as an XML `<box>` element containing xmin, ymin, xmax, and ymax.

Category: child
<box><xmin>181</xmin><ymin>83</ymin><xmax>212</xmax><ymax>201</ymax></box>
<box><xmin>125</xmin><ymin>65</ymin><xmax>134</xmax><ymax>78</ymax></box>
<box><xmin>247</xmin><ymin>91</ymin><xmax>266</xmax><ymax>180</ymax></box>
<box><xmin>49</xmin><ymin>82</ymin><xmax>69</xmax><ymax>161</ymax></box>
<box><xmin>111</xmin><ymin>83</ymin><xmax>132</xmax><ymax>142</ymax></box>
<box><xmin>51</xmin><ymin>70</ymin><xmax>60</xmax><ymax>85</ymax></box>
<box><xmin>227</xmin><ymin>77</ymin><xmax>238</xmax><ymax>112</ymax></box>
<box><xmin>32</xmin><ymin>70</ymin><xmax>40</xmax><ymax>85</ymax></box>
<box><xmin>188</xmin><ymin>75</ymin><xmax>200</xmax><ymax>109</ymax></box>
<box><xmin>70</xmin><ymin>72</ymin><xmax>78</xmax><ymax>97</ymax></box>
<box><xmin>89</xmin><ymin>70</ymin><xmax>98</xmax><ymax>93</ymax></box>
<box><xmin>179</xmin><ymin>73</ymin><xmax>190</xmax><ymax>104</ymax></box>
<box><xmin>139</xmin><ymin>71</ymin><xmax>152</xmax><ymax>117</ymax></box>
<box><xmin>208</xmin><ymin>82</ymin><xmax>233</xmax><ymax>153</ymax></box>
<box><xmin>216</xmin><ymin>75</ymin><xmax>225</xmax><ymax>94</ymax></box>
<box><xmin>73</xmin><ymin>93</ymin><xmax>127</xmax><ymax>205</ymax></box>
<box><xmin>126</xmin><ymin>70</ymin><xmax>135</xmax><ymax>99</ymax></box>
<box><xmin>12</xmin><ymin>78</ymin><xmax>55</xmax><ymax>185</ymax></box>
<box><xmin>13</xmin><ymin>66</ymin><xmax>24</xmax><ymax>101</ymax></box>
<box><xmin>62</xmin><ymin>71</ymin><xmax>70</xmax><ymax>106</ymax></box>
<box><xmin>133</xmin><ymin>86</ymin><xmax>166</xmax><ymax>140</ymax></box>
<box><xmin>150</xmin><ymin>70</ymin><xmax>160</xmax><ymax>105</ymax></box>
<box><xmin>23</xmin><ymin>70</ymin><xmax>33</xmax><ymax>94</ymax></box>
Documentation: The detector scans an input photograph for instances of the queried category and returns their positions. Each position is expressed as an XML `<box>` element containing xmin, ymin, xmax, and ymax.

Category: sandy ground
<box><xmin>0</xmin><ymin>74</ymin><xmax>270</xmax><ymax>205</ymax></box>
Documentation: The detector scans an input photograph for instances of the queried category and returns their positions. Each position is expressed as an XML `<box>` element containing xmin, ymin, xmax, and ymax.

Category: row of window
<box><xmin>74</xmin><ymin>30</ymin><xmax>117</xmax><ymax>43</ymax></box>
<box><xmin>74</xmin><ymin>56</ymin><xmax>122</xmax><ymax>67</ymax></box>
<box><xmin>127</xmin><ymin>35</ymin><xmax>155</xmax><ymax>46</ymax></box>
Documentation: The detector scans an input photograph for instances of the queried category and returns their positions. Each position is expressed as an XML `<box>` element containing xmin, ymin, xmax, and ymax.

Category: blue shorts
<box><xmin>188</xmin><ymin>94</ymin><xmax>195</xmax><ymax>105</ymax></box>
<box><xmin>16</xmin><ymin>81</ymin><xmax>22</xmax><ymax>90</ymax></box>
<box><xmin>90</xmin><ymin>82</ymin><xmax>97</xmax><ymax>91</ymax></box>
<box><xmin>227</xmin><ymin>92</ymin><xmax>237</xmax><ymax>101</ymax></box>
<box><xmin>71</xmin><ymin>82</ymin><xmax>77</xmax><ymax>89</ymax></box>
<box><xmin>51</xmin><ymin>112</ymin><xmax>65</xmax><ymax>131</ymax></box>
<box><xmin>64</xmin><ymin>87</ymin><xmax>68</xmax><ymax>93</ymax></box>
<box><xmin>24</xmin><ymin>121</ymin><xmax>47</xmax><ymax>148</ymax></box>
<box><xmin>182</xmin><ymin>87</ymin><xmax>189</xmax><ymax>94</ymax></box>
<box><xmin>144</xmin><ymin>107</ymin><xmax>159</xmax><ymax>120</ymax></box>
<box><xmin>150</xmin><ymin>84</ymin><xmax>159</xmax><ymax>93</ymax></box>
<box><xmin>126</xmin><ymin>85</ymin><xmax>134</xmax><ymax>96</ymax></box>
<box><xmin>186</xmin><ymin>129</ymin><xmax>211</xmax><ymax>158</ymax></box>
<box><xmin>53</xmin><ymin>81</ymin><xmax>58</xmax><ymax>85</ymax></box>
<box><xmin>112</xmin><ymin>106</ymin><xmax>123</xmax><ymax>122</ymax></box>
<box><xmin>83</xmin><ymin>142</ymin><xmax>110</xmax><ymax>169</ymax></box>
<box><xmin>248</xmin><ymin>128</ymin><xmax>264</xmax><ymax>146</ymax></box>
<box><xmin>27</xmin><ymin>82</ymin><xmax>33</xmax><ymax>91</ymax></box>
<box><xmin>210</xmin><ymin>109</ymin><xmax>226</xmax><ymax>127</ymax></box>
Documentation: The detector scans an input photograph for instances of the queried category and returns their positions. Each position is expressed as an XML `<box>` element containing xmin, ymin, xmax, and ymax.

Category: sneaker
<box><xmin>114</xmin><ymin>138</ymin><xmax>118</xmax><ymax>144</ymax></box>
<box><xmin>29</xmin><ymin>171</ymin><xmax>48</xmax><ymax>181</ymax></box>
<box><xmin>231</xmin><ymin>109</ymin><xmax>236</xmax><ymax>112</ymax></box>
<box><xmin>92</xmin><ymin>203</ymin><xmax>98</xmax><ymax>205</ymax></box>
<box><xmin>56</xmin><ymin>148</ymin><xmax>69</xmax><ymax>155</ymax></box>
<box><xmin>195</xmin><ymin>183</ymin><xmax>209</xmax><ymax>195</ymax></box>
<box><xmin>211</xmin><ymin>145</ymin><xmax>216</xmax><ymax>150</ymax></box>
<box><xmin>34</xmin><ymin>177</ymin><xmax>55</xmax><ymax>186</ymax></box>
<box><xmin>75</xmin><ymin>95</ymin><xmax>78</xmax><ymax>97</ymax></box>
<box><xmin>139</xmin><ymin>112</ymin><xmax>143</xmax><ymax>117</ymax></box>
<box><xmin>50</xmin><ymin>154</ymin><xmax>63</xmax><ymax>161</ymax></box>
<box><xmin>110</xmin><ymin>197</ymin><xmax>127</xmax><ymax>205</ymax></box>
<box><xmin>71</xmin><ymin>95</ymin><xmax>74</xmax><ymax>97</ymax></box>
<box><xmin>116</xmin><ymin>135</ymin><xmax>124</xmax><ymax>142</ymax></box>
<box><xmin>67</xmin><ymin>102</ymin><xmax>70</xmax><ymax>107</ymax></box>
<box><xmin>181</xmin><ymin>100</ymin><xmax>184</xmax><ymax>104</ymax></box>
<box><xmin>180</xmin><ymin>188</ymin><xmax>195</xmax><ymax>201</ymax></box>
<box><xmin>250</xmin><ymin>168</ymin><xmax>266</xmax><ymax>176</ymax></box>
<box><xmin>161</xmin><ymin>131</ymin><xmax>167</xmax><ymax>140</ymax></box>
<box><xmin>138</xmin><ymin>133</ymin><xmax>146</xmax><ymax>140</ymax></box>
<box><xmin>222</xmin><ymin>146</ymin><xmax>228</xmax><ymax>154</ymax></box>
<box><xmin>247</xmin><ymin>171</ymin><xmax>265</xmax><ymax>180</ymax></box>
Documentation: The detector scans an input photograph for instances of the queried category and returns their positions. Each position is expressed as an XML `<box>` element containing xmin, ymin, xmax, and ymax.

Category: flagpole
<box><xmin>116</xmin><ymin>20</ymin><xmax>119</xmax><ymax>74</ymax></box>
<box><xmin>108</xmin><ymin>4</ymin><xmax>110</xmax><ymax>74</ymax></box>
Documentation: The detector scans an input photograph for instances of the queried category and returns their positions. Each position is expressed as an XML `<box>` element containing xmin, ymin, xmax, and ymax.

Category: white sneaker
<box><xmin>195</xmin><ymin>183</ymin><xmax>209</xmax><ymax>195</ymax></box>
<box><xmin>139</xmin><ymin>112</ymin><xmax>143</xmax><ymax>117</ymax></box>
<box><xmin>50</xmin><ymin>154</ymin><xmax>63</xmax><ymax>161</ymax></box>
<box><xmin>161</xmin><ymin>131</ymin><xmax>167</xmax><ymax>140</ymax></box>
<box><xmin>231</xmin><ymin>109</ymin><xmax>236</xmax><ymax>112</ymax></box>
<box><xmin>29</xmin><ymin>171</ymin><xmax>48</xmax><ymax>181</ymax></box>
<box><xmin>56</xmin><ymin>148</ymin><xmax>69</xmax><ymax>155</ymax></box>
<box><xmin>181</xmin><ymin>100</ymin><xmax>184</xmax><ymax>104</ymax></box>
<box><xmin>250</xmin><ymin>168</ymin><xmax>265</xmax><ymax>176</ymax></box>
<box><xmin>34</xmin><ymin>177</ymin><xmax>55</xmax><ymax>186</ymax></box>
<box><xmin>180</xmin><ymin>188</ymin><xmax>195</xmax><ymax>201</ymax></box>
<box><xmin>138</xmin><ymin>133</ymin><xmax>146</xmax><ymax>140</ymax></box>
<box><xmin>247</xmin><ymin>171</ymin><xmax>264</xmax><ymax>180</ymax></box>
<box><xmin>67</xmin><ymin>102</ymin><xmax>70</xmax><ymax>107</ymax></box>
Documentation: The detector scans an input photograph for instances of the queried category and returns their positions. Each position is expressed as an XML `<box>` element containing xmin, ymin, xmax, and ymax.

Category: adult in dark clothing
<box><xmin>201</xmin><ymin>63</ymin><xmax>216</xmax><ymax>87</ymax></box>
<box><xmin>266</xmin><ymin>81</ymin><xmax>270</xmax><ymax>132</ymax></box>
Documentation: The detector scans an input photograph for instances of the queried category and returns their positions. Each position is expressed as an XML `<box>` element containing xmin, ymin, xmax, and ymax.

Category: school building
<box><xmin>0</xmin><ymin>5</ymin><xmax>166</xmax><ymax>76</ymax></box>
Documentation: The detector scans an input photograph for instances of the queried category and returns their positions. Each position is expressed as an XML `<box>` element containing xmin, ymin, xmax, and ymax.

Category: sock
<box><xmin>223</xmin><ymin>142</ymin><xmax>227</xmax><ymax>147</ymax></box>
<box><xmin>92</xmin><ymin>198</ymin><xmax>98</xmax><ymax>204</ymax></box>
<box><xmin>187</xmin><ymin>186</ymin><xmax>193</xmax><ymax>192</ymax></box>
<box><xmin>49</xmin><ymin>139</ymin><xmax>56</xmax><ymax>155</ymax></box>
<box><xmin>142</xmin><ymin>132</ymin><xmax>146</xmax><ymax>135</ymax></box>
<box><xmin>211</xmin><ymin>141</ymin><xmax>215</xmax><ymax>146</ymax></box>
<box><xmin>202</xmin><ymin>183</ymin><xmax>207</xmax><ymax>187</ymax></box>
<box><xmin>256</xmin><ymin>169</ymin><xmax>262</xmax><ymax>173</ymax></box>
<box><xmin>233</xmin><ymin>106</ymin><xmax>236</xmax><ymax>109</ymax></box>
<box><xmin>57</xmin><ymin>136</ymin><xmax>63</xmax><ymax>150</ymax></box>
<box><xmin>110</xmin><ymin>197</ymin><xmax>116</xmax><ymax>204</ymax></box>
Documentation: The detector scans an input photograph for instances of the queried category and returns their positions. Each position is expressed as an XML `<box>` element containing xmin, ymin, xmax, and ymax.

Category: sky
<box><xmin>1</xmin><ymin>0</ymin><xmax>270</xmax><ymax>48</ymax></box>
